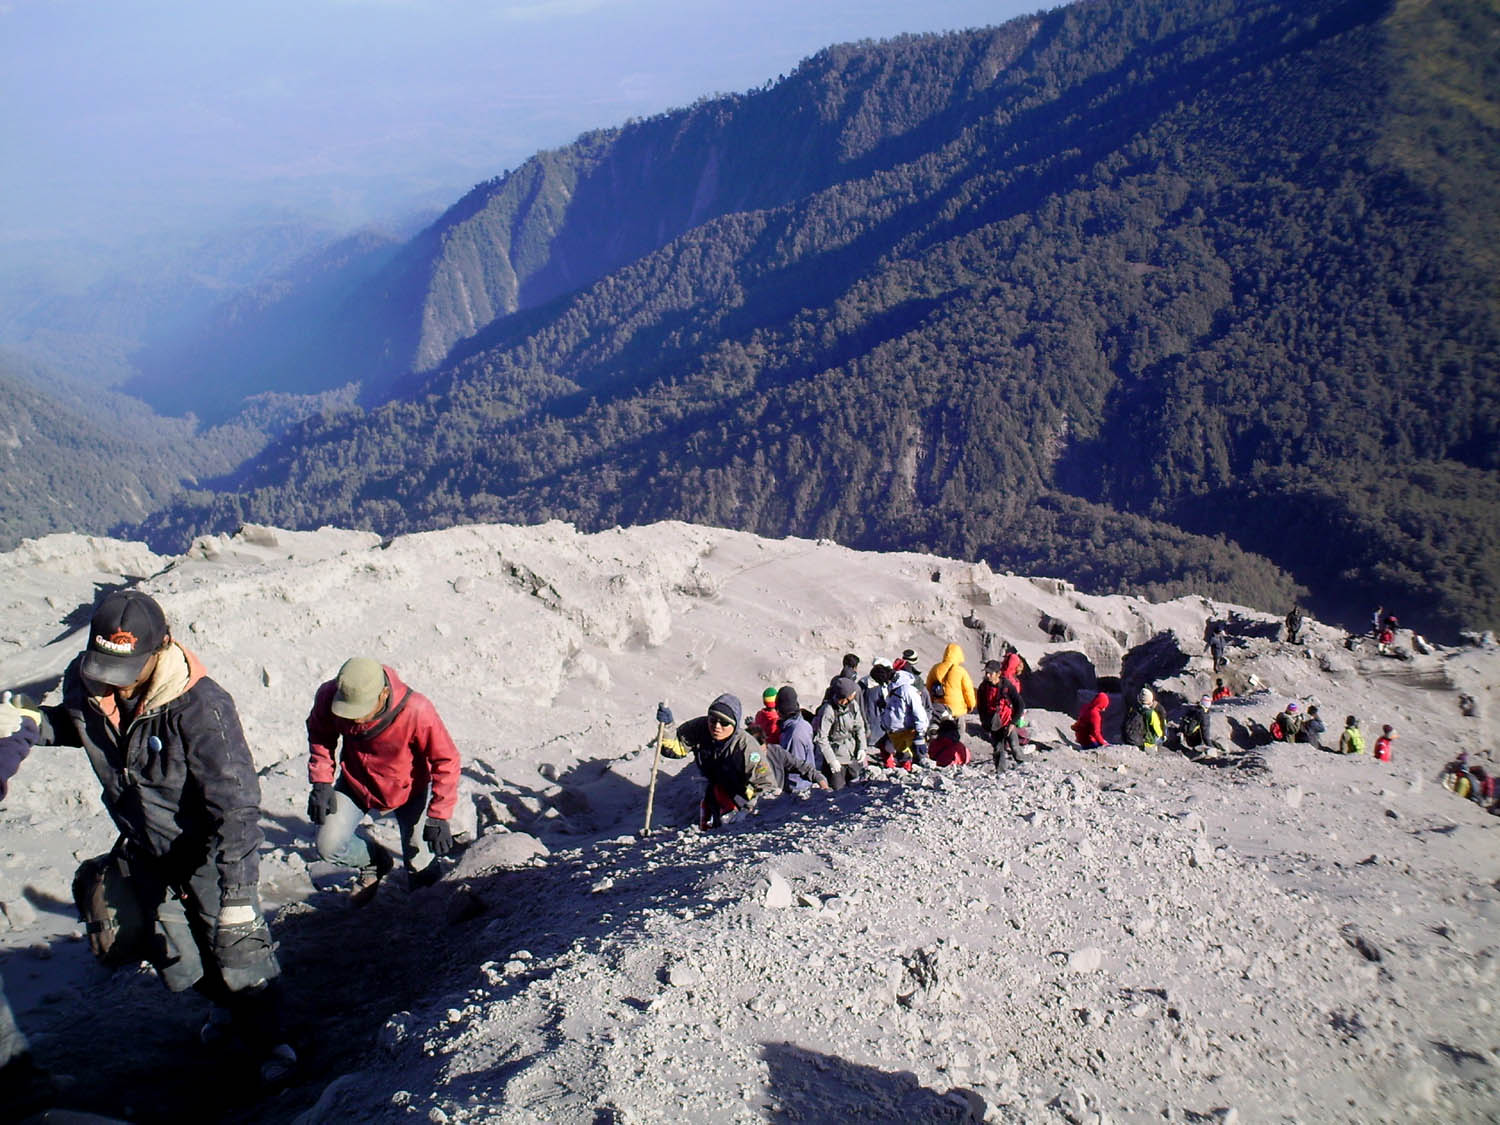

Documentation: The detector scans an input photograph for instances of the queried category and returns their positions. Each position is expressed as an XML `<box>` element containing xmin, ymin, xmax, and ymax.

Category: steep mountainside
<box><xmin>0</xmin><ymin>351</ymin><xmax>353</xmax><ymax>550</ymax></box>
<box><xmin>139</xmin><ymin>0</ymin><xmax>1500</xmax><ymax>638</ymax></box>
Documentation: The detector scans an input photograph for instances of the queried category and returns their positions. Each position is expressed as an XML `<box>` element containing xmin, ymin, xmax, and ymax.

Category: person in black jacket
<box><xmin>665</xmin><ymin>693</ymin><xmax>827</xmax><ymax>828</ymax></box>
<box><xmin>0</xmin><ymin>590</ymin><xmax>294</xmax><ymax>1085</ymax></box>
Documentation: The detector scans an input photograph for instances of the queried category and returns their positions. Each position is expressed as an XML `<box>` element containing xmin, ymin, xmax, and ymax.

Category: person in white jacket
<box><xmin>880</xmin><ymin>667</ymin><xmax>930</xmax><ymax>770</ymax></box>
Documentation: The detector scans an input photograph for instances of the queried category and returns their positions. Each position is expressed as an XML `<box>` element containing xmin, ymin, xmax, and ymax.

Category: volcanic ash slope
<box><xmin>0</xmin><ymin>521</ymin><xmax>1495</xmax><ymax>1123</ymax></box>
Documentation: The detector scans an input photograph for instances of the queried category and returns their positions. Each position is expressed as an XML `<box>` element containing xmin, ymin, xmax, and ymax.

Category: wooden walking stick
<box><xmin>642</xmin><ymin>701</ymin><xmax>673</xmax><ymax>836</ymax></box>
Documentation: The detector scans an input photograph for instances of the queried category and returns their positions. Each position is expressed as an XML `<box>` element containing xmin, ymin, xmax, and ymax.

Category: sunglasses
<box><xmin>707</xmin><ymin>716</ymin><xmax>734</xmax><ymax>729</ymax></box>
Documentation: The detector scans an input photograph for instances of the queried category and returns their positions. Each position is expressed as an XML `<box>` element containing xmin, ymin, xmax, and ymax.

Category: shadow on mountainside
<box><xmin>19</xmin><ymin>780</ymin><xmax>900</xmax><ymax>1123</ymax></box>
<box><xmin>760</xmin><ymin>1041</ymin><xmax>975</xmax><ymax>1122</ymax></box>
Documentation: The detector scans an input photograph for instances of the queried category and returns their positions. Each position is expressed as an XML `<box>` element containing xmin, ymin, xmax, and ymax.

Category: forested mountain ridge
<box><xmin>138</xmin><ymin>0</ymin><xmax>1500</xmax><ymax>639</ymax></box>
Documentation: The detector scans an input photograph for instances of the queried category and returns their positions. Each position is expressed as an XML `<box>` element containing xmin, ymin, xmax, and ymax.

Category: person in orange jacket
<box><xmin>925</xmin><ymin>643</ymin><xmax>978</xmax><ymax>718</ymax></box>
<box><xmin>306</xmin><ymin>657</ymin><xmax>463</xmax><ymax>900</ymax></box>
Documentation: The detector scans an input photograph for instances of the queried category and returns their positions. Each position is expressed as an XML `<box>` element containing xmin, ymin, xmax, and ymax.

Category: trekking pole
<box><xmin>642</xmin><ymin>701</ymin><xmax>673</xmax><ymax>836</ymax></box>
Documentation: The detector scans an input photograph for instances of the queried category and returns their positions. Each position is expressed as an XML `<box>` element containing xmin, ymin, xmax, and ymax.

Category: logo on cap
<box><xmin>95</xmin><ymin>630</ymin><xmax>139</xmax><ymax>656</ymax></box>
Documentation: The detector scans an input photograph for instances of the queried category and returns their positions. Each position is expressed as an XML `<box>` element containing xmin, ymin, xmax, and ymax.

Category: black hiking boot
<box><xmin>350</xmin><ymin>844</ymin><xmax>394</xmax><ymax>907</ymax></box>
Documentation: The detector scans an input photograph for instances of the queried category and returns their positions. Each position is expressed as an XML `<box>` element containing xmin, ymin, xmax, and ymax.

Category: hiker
<box><xmin>1211</xmin><ymin>678</ymin><xmax>1233</xmax><ymax>702</ymax></box>
<box><xmin>977</xmin><ymin>660</ymin><xmax>1024</xmax><ymax>734</ymax></box>
<box><xmin>840</xmin><ymin>653</ymin><xmax>861</xmax><ymax>683</ymax></box>
<box><xmin>1271</xmin><ymin>701</ymin><xmax>1304</xmax><ymax>742</ymax></box>
<box><xmin>1374</xmin><ymin>725</ymin><xmax>1396</xmax><ymax>762</ymax></box>
<box><xmin>812</xmin><ymin>676</ymin><xmax>870</xmax><ymax>789</ymax></box>
<box><xmin>1298</xmin><ymin>704</ymin><xmax>1326</xmax><ymax>749</ymax></box>
<box><xmin>666</xmin><ymin>694</ymin><xmax>827</xmax><ymax>828</ymax></box>
<box><xmin>1337</xmin><ymin>716</ymin><xmax>1365</xmax><ymax>755</ymax></box>
<box><xmin>1285</xmin><ymin>605</ymin><xmax>1305</xmax><ymax>645</ymax></box>
<box><xmin>881</xmin><ymin>665</ymin><xmax>930</xmax><ymax>769</ymax></box>
<box><xmin>750</xmin><ymin>687</ymin><xmax>780</xmax><ymax>746</ymax></box>
<box><xmin>1207</xmin><ymin>627</ymin><xmax>1228</xmax><ymax>672</ymax></box>
<box><xmin>1178</xmin><ymin>695</ymin><xmax>1213</xmax><ymax>752</ymax></box>
<box><xmin>1123</xmin><ymin>688</ymin><xmax>1167</xmax><ymax>751</ymax></box>
<box><xmin>306</xmin><ymin>657</ymin><xmax>462</xmax><ymax>901</ymax></box>
<box><xmin>774</xmin><ymin>686</ymin><xmax>818</xmax><ymax>794</ymax></box>
<box><xmin>1370</xmin><ymin>606</ymin><xmax>1383</xmax><ymax>638</ymax></box>
<box><xmin>859</xmin><ymin>661</ymin><xmax>892</xmax><ymax>754</ymax></box>
<box><xmin>0</xmin><ymin>694</ymin><xmax>57</xmax><ymax>1112</ymax></box>
<box><xmin>1073</xmin><ymin>691</ymin><xmax>1110</xmax><ymax>749</ymax></box>
<box><xmin>1000</xmin><ymin>647</ymin><xmax>1025</xmax><ymax>691</ymax></box>
<box><xmin>926</xmin><ymin>644</ymin><xmax>978</xmax><ymax>718</ymax></box>
<box><xmin>0</xmin><ymin>591</ymin><xmax>293</xmax><ymax>1083</ymax></box>
<box><xmin>977</xmin><ymin>660</ymin><xmax>1027</xmax><ymax>771</ymax></box>
<box><xmin>929</xmin><ymin>718</ymin><xmax>971</xmax><ymax>767</ymax></box>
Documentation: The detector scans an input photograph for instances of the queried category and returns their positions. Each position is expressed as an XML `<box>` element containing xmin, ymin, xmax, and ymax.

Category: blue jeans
<box><xmin>316</xmin><ymin>779</ymin><xmax>433</xmax><ymax>874</ymax></box>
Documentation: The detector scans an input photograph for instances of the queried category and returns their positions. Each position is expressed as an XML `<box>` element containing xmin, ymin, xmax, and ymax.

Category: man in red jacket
<box><xmin>306</xmin><ymin>657</ymin><xmax>462</xmax><ymax>901</ymax></box>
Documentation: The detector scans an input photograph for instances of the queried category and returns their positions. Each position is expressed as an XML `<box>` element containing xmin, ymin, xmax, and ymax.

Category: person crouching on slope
<box><xmin>1073</xmin><ymin>691</ymin><xmax>1110</xmax><ymax>749</ymax></box>
<box><xmin>666</xmin><ymin>694</ymin><xmax>827</xmax><ymax>829</ymax></box>
<box><xmin>306</xmin><ymin>657</ymin><xmax>462</xmax><ymax>903</ymax></box>
<box><xmin>929</xmin><ymin>718</ymin><xmax>971</xmax><ymax>768</ymax></box>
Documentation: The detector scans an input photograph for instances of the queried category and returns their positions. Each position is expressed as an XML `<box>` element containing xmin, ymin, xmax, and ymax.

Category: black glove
<box><xmin>215</xmin><ymin>888</ymin><xmax>275</xmax><ymax>988</ymax></box>
<box><xmin>307</xmin><ymin>782</ymin><xmax>336</xmax><ymax>825</ymax></box>
<box><xmin>423</xmin><ymin>818</ymin><xmax>454</xmax><ymax>857</ymax></box>
<box><xmin>656</xmin><ymin>701</ymin><xmax>674</xmax><ymax>725</ymax></box>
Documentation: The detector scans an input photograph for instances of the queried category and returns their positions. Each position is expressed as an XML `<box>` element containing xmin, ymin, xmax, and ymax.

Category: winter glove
<box><xmin>0</xmin><ymin>691</ymin><xmax>41</xmax><ymax>739</ymax></box>
<box><xmin>422</xmin><ymin>818</ymin><xmax>454</xmax><ymax>857</ymax></box>
<box><xmin>306</xmin><ymin>782</ymin><xmax>336</xmax><ymax>825</ymax></box>
<box><xmin>656</xmin><ymin>702</ymin><xmax>674</xmax><ymax>725</ymax></box>
<box><xmin>214</xmin><ymin>888</ymin><xmax>275</xmax><ymax>989</ymax></box>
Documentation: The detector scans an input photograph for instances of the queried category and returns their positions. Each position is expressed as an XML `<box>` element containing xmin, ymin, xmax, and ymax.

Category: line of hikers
<box><xmin>663</xmin><ymin>644</ymin><xmax>1031</xmax><ymax>830</ymax></box>
<box><xmin>0</xmin><ymin>589</ymin><xmax>467</xmax><ymax>1110</ymax></box>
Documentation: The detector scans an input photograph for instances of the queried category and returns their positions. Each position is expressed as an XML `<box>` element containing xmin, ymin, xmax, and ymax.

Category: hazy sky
<box><xmin>1</xmin><ymin>0</ymin><xmax>1042</xmax><ymax>258</ymax></box>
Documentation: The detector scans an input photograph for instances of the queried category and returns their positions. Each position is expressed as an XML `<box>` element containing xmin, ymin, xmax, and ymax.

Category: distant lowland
<box><xmin>2</xmin><ymin>0</ymin><xmax>1496</xmax><ymax>640</ymax></box>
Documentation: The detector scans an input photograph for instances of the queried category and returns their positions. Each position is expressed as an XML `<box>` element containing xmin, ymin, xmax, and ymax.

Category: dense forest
<box><xmin>119</xmin><ymin>0</ymin><xmax>1500</xmax><ymax>639</ymax></box>
<box><xmin>0</xmin><ymin>351</ymin><xmax>354</xmax><ymax>550</ymax></box>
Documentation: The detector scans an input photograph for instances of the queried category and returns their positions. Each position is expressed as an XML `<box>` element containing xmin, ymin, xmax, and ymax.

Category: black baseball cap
<box><xmin>81</xmin><ymin>590</ymin><xmax>168</xmax><ymax>687</ymax></box>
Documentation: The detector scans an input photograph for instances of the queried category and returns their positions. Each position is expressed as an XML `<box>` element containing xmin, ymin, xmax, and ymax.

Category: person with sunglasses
<box><xmin>665</xmin><ymin>693</ymin><xmax>828</xmax><ymax>829</ymax></box>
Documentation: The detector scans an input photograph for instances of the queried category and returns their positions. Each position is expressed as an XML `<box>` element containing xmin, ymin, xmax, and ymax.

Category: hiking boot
<box><xmin>200</xmin><ymin>1005</ymin><xmax>236</xmax><ymax>1047</ymax></box>
<box><xmin>408</xmin><ymin>861</ymin><xmax>442</xmax><ymax>890</ymax></box>
<box><xmin>350</xmin><ymin>844</ymin><xmax>394</xmax><ymax>907</ymax></box>
<box><xmin>259</xmin><ymin>1043</ymin><xmax>298</xmax><ymax>1088</ymax></box>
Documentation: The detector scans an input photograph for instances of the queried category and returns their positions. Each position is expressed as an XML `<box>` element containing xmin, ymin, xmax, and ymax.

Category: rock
<box><xmin>260</xmin><ymin>665</ymin><xmax>273</xmax><ymax>687</ymax></box>
<box><xmin>795</xmin><ymin>892</ymin><xmax>821</xmax><ymax>909</ymax></box>
<box><xmin>667</xmin><ymin>962</ymin><xmax>703</xmax><ymax>989</ymax></box>
<box><xmin>445</xmin><ymin>887</ymin><xmax>487</xmax><ymax>926</ymax></box>
<box><xmin>1285</xmin><ymin>786</ymin><xmax>1304</xmax><ymax>809</ymax></box>
<box><xmin>591</xmin><ymin>877</ymin><xmax>615</xmax><ymax>894</ymax></box>
<box><xmin>1</xmin><ymin>897</ymin><xmax>37</xmax><ymax>929</ymax></box>
<box><xmin>452</xmin><ymin>830</ymin><xmax>548</xmax><ymax>878</ymax></box>
<box><xmin>1179</xmin><ymin>812</ymin><xmax>1206</xmax><ymax>834</ymax></box>
<box><xmin>765</xmin><ymin>870</ymin><xmax>795</xmax><ymax>909</ymax></box>
<box><xmin>1340</xmin><ymin>925</ymin><xmax>1383</xmax><ymax>963</ymax></box>
<box><xmin>379</xmin><ymin>1011</ymin><xmax>414</xmax><ymax>1054</ymax></box>
<box><xmin>1067</xmin><ymin>947</ymin><xmax>1104</xmax><ymax>974</ymax></box>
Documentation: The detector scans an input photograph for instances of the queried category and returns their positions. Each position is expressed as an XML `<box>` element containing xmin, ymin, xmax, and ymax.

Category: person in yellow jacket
<box><xmin>925</xmin><ymin>643</ymin><xmax>978</xmax><ymax>718</ymax></box>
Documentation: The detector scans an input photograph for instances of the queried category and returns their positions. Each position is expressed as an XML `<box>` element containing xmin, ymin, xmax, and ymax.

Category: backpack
<box><xmin>1122</xmin><ymin>706</ymin><xmax>1148</xmax><ymax>746</ymax></box>
<box><xmin>71</xmin><ymin>846</ymin><xmax>153</xmax><ymax>968</ymax></box>
<box><xmin>1343</xmin><ymin>727</ymin><xmax>1364</xmax><ymax>754</ymax></box>
<box><xmin>1180</xmin><ymin>710</ymin><xmax>1205</xmax><ymax>746</ymax></box>
<box><xmin>1269</xmin><ymin>719</ymin><xmax>1285</xmax><ymax>741</ymax></box>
